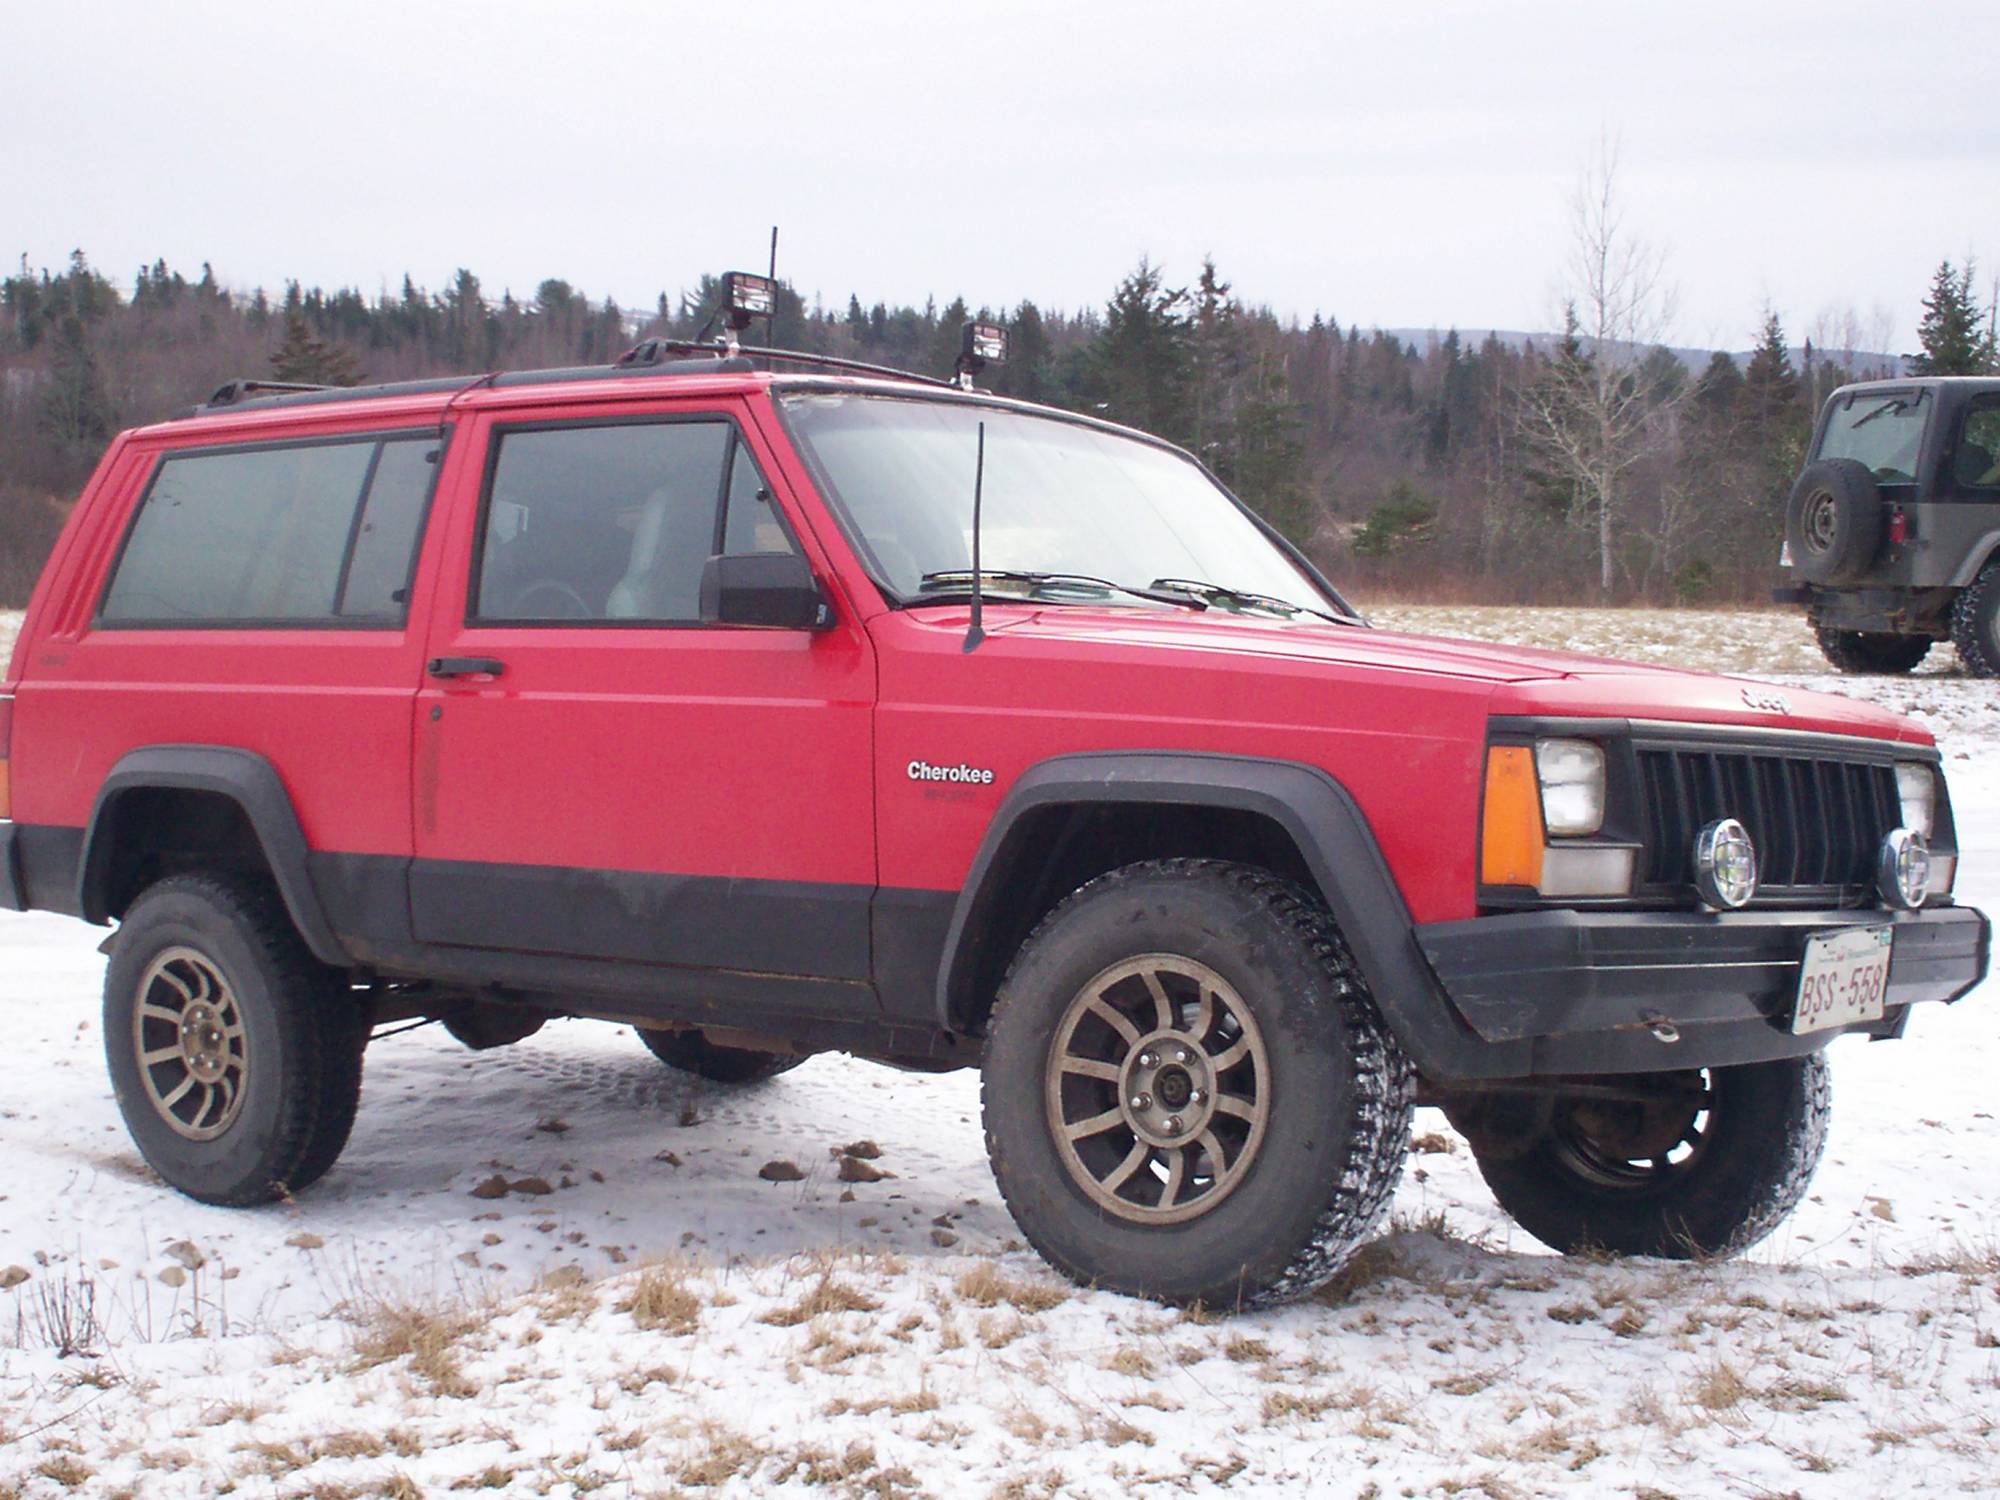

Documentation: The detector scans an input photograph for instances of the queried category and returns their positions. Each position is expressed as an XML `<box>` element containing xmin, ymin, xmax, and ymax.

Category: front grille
<box><xmin>1637</xmin><ymin>747</ymin><xmax>1899</xmax><ymax>898</ymax></box>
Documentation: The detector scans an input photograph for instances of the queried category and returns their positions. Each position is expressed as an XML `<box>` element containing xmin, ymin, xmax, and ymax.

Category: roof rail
<box><xmin>617</xmin><ymin>338</ymin><xmax>955</xmax><ymax>389</ymax></box>
<box><xmin>205</xmin><ymin>378</ymin><xmax>335</xmax><ymax>407</ymax></box>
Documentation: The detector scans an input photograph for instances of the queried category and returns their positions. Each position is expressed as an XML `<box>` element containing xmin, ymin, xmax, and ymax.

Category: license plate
<box><xmin>1792</xmin><ymin>926</ymin><xmax>1893</xmax><ymax>1035</ymax></box>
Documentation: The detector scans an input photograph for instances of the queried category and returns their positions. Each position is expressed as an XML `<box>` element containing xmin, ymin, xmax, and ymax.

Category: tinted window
<box><xmin>475</xmin><ymin>420</ymin><xmax>792</xmax><ymax>623</ymax></box>
<box><xmin>337</xmin><ymin>440</ymin><xmax>437</xmax><ymax>618</ymax></box>
<box><xmin>103</xmin><ymin>440</ymin><xmax>394</xmax><ymax>624</ymax></box>
<box><xmin>1817</xmin><ymin>390</ymin><xmax>1931</xmax><ymax>483</ymax></box>
<box><xmin>1951</xmin><ymin>395</ymin><xmax>2000</xmax><ymax>490</ymax></box>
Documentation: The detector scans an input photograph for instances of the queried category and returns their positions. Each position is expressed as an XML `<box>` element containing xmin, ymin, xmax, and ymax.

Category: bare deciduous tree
<box><xmin>1517</xmin><ymin>138</ymin><xmax>1682</xmax><ymax>593</ymax></box>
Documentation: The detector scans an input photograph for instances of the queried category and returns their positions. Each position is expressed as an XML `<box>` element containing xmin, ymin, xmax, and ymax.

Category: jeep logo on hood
<box><xmin>1741</xmin><ymin>687</ymin><xmax>1791</xmax><ymax>714</ymax></box>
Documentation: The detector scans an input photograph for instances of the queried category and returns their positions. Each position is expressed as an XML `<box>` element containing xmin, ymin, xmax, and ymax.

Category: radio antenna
<box><xmin>963</xmin><ymin>420</ymin><xmax>986</xmax><ymax>654</ymax></box>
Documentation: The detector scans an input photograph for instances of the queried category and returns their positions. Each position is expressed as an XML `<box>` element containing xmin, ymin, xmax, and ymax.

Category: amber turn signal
<box><xmin>1480</xmin><ymin>745</ymin><xmax>1544</xmax><ymax>888</ymax></box>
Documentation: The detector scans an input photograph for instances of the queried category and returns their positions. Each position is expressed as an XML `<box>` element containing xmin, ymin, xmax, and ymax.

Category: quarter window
<box><xmin>473</xmin><ymin>419</ymin><xmax>795</xmax><ymax>624</ymax></box>
<box><xmin>100</xmin><ymin>435</ymin><xmax>437</xmax><ymax>625</ymax></box>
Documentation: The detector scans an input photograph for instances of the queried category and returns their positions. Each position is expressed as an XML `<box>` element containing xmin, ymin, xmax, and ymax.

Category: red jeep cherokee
<box><xmin>0</xmin><ymin>335</ymin><xmax>1987</xmax><ymax>1307</ymax></box>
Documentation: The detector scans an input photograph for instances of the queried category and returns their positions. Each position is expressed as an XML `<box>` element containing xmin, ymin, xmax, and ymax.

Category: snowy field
<box><xmin>1</xmin><ymin>607</ymin><xmax>1995</xmax><ymax>1499</ymax></box>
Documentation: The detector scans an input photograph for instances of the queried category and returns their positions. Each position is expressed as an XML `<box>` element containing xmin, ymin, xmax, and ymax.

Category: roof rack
<box><xmin>180</xmin><ymin>338</ymin><xmax>949</xmax><ymax>421</ymax></box>
<box><xmin>180</xmin><ymin>355</ymin><xmax>758</xmax><ymax>418</ymax></box>
<box><xmin>616</xmin><ymin>337</ymin><xmax>955</xmax><ymax>389</ymax></box>
<box><xmin>205</xmin><ymin>378</ymin><xmax>335</xmax><ymax>407</ymax></box>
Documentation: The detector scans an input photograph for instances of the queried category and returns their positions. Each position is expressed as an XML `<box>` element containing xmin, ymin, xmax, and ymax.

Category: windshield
<box><xmin>778</xmin><ymin>392</ymin><xmax>1342</xmax><ymax>617</ymax></box>
<box><xmin>1817</xmin><ymin>390</ymin><xmax>1931</xmax><ymax>482</ymax></box>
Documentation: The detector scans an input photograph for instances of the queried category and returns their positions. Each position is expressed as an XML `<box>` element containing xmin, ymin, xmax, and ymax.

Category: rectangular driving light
<box><xmin>962</xmin><ymin>321</ymin><xmax>1008</xmax><ymax>367</ymax></box>
<box><xmin>722</xmin><ymin>271</ymin><xmax>776</xmax><ymax>330</ymax></box>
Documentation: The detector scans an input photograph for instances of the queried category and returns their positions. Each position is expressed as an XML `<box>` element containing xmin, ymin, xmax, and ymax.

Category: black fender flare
<box><xmin>79</xmin><ymin>745</ymin><xmax>350</xmax><ymax>967</ymax></box>
<box><xmin>934</xmin><ymin>750</ymin><xmax>1510</xmax><ymax>1079</ymax></box>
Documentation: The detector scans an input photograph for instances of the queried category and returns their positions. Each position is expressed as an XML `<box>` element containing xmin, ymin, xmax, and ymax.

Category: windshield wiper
<box><xmin>1148</xmin><ymin>577</ymin><xmax>1348</xmax><ymax>623</ymax></box>
<box><xmin>1849</xmin><ymin>398</ymin><xmax>1909</xmax><ymax>431</ymax></box>
<box><xmin>916</xmin><ymin>570</ymin><xmax>1208</xmax><ymax>610</ymax></box>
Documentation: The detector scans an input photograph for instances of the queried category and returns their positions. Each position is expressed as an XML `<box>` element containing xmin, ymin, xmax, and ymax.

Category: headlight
<box><xmin>1894</xmin><ymin>763</ymin><xmax>1935</xmax><ymax>839</ymax></box>
<box><xmin>1482</xmin><ymin>741</ymin><xmax>1632</xmax><ymax>898</ymax></box>
<box><xmin>1535</xmin><ymin>739</ymin><xmax>1606</xmax><ymax>836</ymax></box>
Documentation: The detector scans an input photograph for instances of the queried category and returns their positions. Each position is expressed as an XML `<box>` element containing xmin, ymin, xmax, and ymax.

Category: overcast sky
<box><xmin>5</xmin><ymin>1</ymin><xmax>1995</xmax><ymax>354</ymax></box>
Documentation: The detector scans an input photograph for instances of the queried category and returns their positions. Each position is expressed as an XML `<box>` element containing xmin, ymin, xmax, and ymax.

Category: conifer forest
<box><xmin>2</xmin><ymin>246</ymin><xmax>1993</xmax><ymax>609</ymax></box>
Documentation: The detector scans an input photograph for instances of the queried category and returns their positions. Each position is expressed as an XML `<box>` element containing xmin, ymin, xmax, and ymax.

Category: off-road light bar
<box><xmin>722</xmin><ymin>271</ymin><xmax>776</xmax><ymax>332</ymax></box>
<box><xmin>1694</xmin><ymin>818</ymin><xmax>1758</xmax><ymax>910</ymax></box>
<box><xmin>1877</xmin><ymin>827</ymin><xmax>1931</xmax><ymax>911</ymax></box>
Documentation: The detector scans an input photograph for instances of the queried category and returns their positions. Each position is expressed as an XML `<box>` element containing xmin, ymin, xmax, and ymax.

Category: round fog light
<box><xmin>1694</xmin><ymin>818</ymin><xmax>1758</xmax><ymax>909</ymax></box>
<box><xmin>1876</xmin><ymin>828</ymin><xmax>1930</xmax><ymax>910</ymax></box>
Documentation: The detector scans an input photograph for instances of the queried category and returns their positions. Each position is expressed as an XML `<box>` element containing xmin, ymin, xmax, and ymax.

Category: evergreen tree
<box><xmin>35</xmin><ymin>315</ymin><xmax>115</xmax><ymax>450</ymax></box>
<box><xmin>1693</xmin><ymin>351</ymin><xmax>1743</xmax><ymax>418</ymax></box>
<box><xmin>1741</xmin><ymin>311</ymin><xmax>1799</xmax><ymax>429</ymax></box>
<box><xmin>1087</xmin><ymin>259</ymin><xmax>1194</xmax><ymax>442</ymax></box>
<box><xmin>1910</xmin><ymin>259</ymin><xmax>1997</xmax><ymax>375</ymax></box>
<box><xmin>270</xmin><ymin>314</ymin><xmax>363</xmax><ymax>386</ymax></box>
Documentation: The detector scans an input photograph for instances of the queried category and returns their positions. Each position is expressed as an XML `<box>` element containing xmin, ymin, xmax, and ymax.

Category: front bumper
<box><xmin>1416</xmin><ymin>904</ymin><xmax>1989</xmax><ymax>1075</ymax></box>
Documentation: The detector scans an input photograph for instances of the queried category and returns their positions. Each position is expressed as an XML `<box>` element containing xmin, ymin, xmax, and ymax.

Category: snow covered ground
<box><xmin>1</xmin><ymin>607</ymin><xmax>1995</xmax><ymax>1498</ymax></box>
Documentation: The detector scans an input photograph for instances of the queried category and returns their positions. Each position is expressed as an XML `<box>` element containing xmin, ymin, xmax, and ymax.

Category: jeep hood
<box><xmin>927</xmin><ymin>607</ymin><xmax>1928</xmax><ymax>745</ymax></box>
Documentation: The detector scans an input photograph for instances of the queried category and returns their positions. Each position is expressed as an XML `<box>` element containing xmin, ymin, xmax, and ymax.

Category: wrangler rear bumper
<box><xmin>1416</xmin><ymin>904</ymin><xmax>1989</xmax><ymax>1076</ymax></box>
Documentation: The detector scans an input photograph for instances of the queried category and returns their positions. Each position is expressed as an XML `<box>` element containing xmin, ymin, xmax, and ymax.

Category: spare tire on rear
<box><xmin>1786</xmin><ymin>458</ymin><xmax>1883</xmax><ymax>584</ymax></box>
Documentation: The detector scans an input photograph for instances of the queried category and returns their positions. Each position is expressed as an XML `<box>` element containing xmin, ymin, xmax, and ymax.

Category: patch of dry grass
<box><xmin>758</xmin><ymin>1271</ymin><xmax>883</xmax><ymax>1328</ymax></box>
<box><xmin>952</xmin><ymin>1262</ymin><xmax>1069</xmax><ymax>1313</ymax></box>
<box><xmin>351</xmin><ymin>1297</ymin><xmax>481</xmax><ymax>1399</ymax></box>
<box><xmin>619</xmin><ymin>1263</ymin><xmax>703</xmax><ymax>1335</ymax></box>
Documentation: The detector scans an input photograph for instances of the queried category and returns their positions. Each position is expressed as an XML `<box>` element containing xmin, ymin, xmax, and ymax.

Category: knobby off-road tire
<box><xmin>1812</xmin><ymin>626</ymin><xmax>1931</xmax><ymax>675</ymax></box>
<box><xmin>634</xmin><ymin>1027</ymin><xmax>808</xmax><ymax>1084</ymax></box>
<box><xmin>1950</xmin><ymin>562</ymin><xmax>2000</xmax><ymax>678</ymax></box>
<box><xmin>1786</xmin><ymin>458</ymin><xmax>1884</xmax><ymax>585</ymax></box>
<box><xmin>1466</xmin><ymin>1055</ymin><xmax>1831</xmax><ymax>1259</ymax></box>
<box><xmin>981</xmin><ymin>859</ymin><xmax>1415</xmax><ymax>1309</ymax></box>
<box><xmin>103</xmin><ymin>873</ymin><xmax>368</xmax><ymax>1206</ymax></box>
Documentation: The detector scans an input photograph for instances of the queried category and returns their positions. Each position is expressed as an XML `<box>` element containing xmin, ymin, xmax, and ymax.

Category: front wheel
<box><xmin>981</xmin><ymin>860</ymin><xmax>1414</xmax><ymax>1308</ymax></box>
<box><xmin>1813</xmin><ymin>627</ymin><xmax>1931</xmax><ymax>675</ymax></box>
<box><xmin>1460</xmin><ymin>1055</ymin><xmax>1830</xmax><ymax>1259</ymax></box>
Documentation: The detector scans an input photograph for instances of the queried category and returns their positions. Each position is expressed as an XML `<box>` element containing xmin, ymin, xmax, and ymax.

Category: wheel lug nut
<box><xmin>1130</xmin><ymin>1094</ymin><xmax>1152</xmax><ymax>1112</ymax></box>
<box><xmin>1163</xmin><ymin>1115</ymin><xmax>1183</xmax><ymax>1136</ymax></box>
<box><xmin>1137</xmin><ymin>1051</ymin><xmax>1157</xmax><ymax>1070</ymax></box>
<box><xmin>1174</xmin><ymin>1047</ymin><xmax>1190</xmax><ymax>1064</ymax></box>
<box><xmin>1190</xmin><ymin>1089</ymin><xmax>1206</xmax><ymax>1105</ymax></box>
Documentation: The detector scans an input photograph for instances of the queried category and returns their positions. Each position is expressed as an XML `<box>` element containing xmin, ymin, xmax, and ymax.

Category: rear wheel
<box><xmin>1951</xmin><ymin>563</ymin><xmax>2000</xmax><ymax>678</ymax></box>
<box><xmin>104</xmin><ymin>874</ymin><xmax>367</xmax><ymax>1205</ymax></box>
<box><xmin>981</xmin><ymin>860</ymin><xmax>1414</xmax><ymax>1308</ymax></box>
<box><xmin>1812</xmin><ymin>627</ymin><xmax>1931</xmax><ymax>675</ymax></box>
<box><xmin>1459</xmin><ymin>1056</ymin><xmax>1830</xmax><ymax>1259</ymax></box>
<box><xmin>634</xmin><ymin>1027</ymin><xmax>807</xmax><ymax>1084</ymax></box>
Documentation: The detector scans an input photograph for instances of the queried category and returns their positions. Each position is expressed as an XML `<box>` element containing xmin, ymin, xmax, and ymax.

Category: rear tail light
<box><xmin>0</xmin><ymin>694</ymin><xmax>12</xmax><ymax>821</ymax></box>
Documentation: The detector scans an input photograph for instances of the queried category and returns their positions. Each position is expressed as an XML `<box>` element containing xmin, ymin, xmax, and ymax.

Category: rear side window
<box><xmin>99</xmin><ymin>434</ymin><xmax>437</xmax><ymax>625</ymax></box>
<box><xmin>473</xmin><ymin>418</ymin><xmax>795</xmax><ymax>624</ymax></box>
<box><xmin>1951</xmin><ymin>395</ymin><xmax>2000</xmax><ymax>490</ymax></box>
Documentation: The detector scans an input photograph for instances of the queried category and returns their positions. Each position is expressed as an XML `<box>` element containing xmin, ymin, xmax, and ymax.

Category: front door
<box><xmin>411</xmin><ymin>398</ymin><xmax>877</xmax><ymax>984</ymax></box>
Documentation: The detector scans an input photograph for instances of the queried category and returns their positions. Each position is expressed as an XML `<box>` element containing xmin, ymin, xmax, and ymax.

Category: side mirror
<box><xmin>699</xmin><ymin>552</ymin><xmax>833</xmax><ymax>630</ymax></box>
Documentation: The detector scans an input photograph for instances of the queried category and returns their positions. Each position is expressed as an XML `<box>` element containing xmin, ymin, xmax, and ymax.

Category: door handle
<box><xmin>427</xmin><ymin>656</ymin><xmax>505</xmax><ymax>680</ymax></box>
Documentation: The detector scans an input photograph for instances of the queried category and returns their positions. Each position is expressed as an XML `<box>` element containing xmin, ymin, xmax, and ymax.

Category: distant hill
<box><xmin>1380</xmin><ymin>328</ymin><xmax>1907</xmax><ymax>378</ymax></box>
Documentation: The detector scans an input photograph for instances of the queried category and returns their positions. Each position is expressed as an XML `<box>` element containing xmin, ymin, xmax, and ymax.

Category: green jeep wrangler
<box><xmin>1777</xmin><ymin>376</ymin><xmax>2000</xmax><ymax>677</ymax></box>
